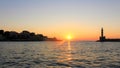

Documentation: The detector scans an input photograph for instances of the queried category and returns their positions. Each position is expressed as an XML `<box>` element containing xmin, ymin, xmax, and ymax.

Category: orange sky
<box><xmin>0</xmin><ymin>0</ymin><xmax>120</xmax><ymax>41</ymax></box>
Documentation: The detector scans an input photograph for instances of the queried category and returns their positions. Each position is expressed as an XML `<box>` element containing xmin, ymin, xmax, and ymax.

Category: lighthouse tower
<box><xmin>99</xmin><ymin>27</ymin><xmax>106</xmax><ymax>42</ymax></box>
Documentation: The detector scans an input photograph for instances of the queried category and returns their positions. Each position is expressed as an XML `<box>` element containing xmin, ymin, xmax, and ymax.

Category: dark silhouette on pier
<box><xmin>97</xmin><ymin>28</ymin><xmax>120</xmax><ymax>42</ymax></box>
<box><xmin>0</xmin><ymin>29</ymin><xmax>59</xmax><ymax>41</ymax></box>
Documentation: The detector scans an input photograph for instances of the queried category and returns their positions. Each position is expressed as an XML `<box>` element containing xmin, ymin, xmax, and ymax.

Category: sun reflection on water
<box><xmin>68</xmin><ymin>41</ymin><xmax>71</xmax><ymax>51</ymax></box>
<box><xmin>57</xmin><ymin>41</ymin><xmax>73</xmax><ymax>63</ymax></box>
<box><xmin>67</xmin><ymin>41</ymin><xmax>72</xmax><ymax>61</ymax></box>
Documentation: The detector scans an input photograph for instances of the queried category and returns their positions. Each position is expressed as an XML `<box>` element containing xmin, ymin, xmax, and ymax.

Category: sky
<box><xmin>0</xmin><ymin>0</ymin><xmax>120</xmax><ymax>41</ymax></box>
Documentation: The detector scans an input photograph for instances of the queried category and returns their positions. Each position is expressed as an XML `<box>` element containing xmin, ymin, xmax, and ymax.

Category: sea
<box><xmin>0</xmin><ymin>41</ymin><xmax>120</xmax><ymax>68</ymax></box>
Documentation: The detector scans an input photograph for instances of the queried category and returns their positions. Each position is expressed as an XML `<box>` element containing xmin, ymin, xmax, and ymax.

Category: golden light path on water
<box><xmin>57</xmin><ymin>41</ymin><xmax>73</xmax><ymax>63</ymax></box>
<box><xmin>67</xmin><ymin>41</ymin><xmax>72</xmax><ymax>61</ymax></box>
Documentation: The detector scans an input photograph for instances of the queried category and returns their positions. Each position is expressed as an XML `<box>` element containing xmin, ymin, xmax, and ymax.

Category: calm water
<box><xmin>0</xmin><ymin>41</ymin><xmax>120</xmax><ymax>68</ymax></box>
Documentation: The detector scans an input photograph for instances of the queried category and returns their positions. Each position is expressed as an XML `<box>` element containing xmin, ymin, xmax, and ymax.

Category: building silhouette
<box><xmin>98</xmin><ymin>28</ymin><xmax>120</xmax><ymax>42</ymax></box>
<box><xmin>99</xmin><ymin>27</ymin><xmax>106</xmax><ymax>42</ymax></box>
<box><xmin>0</xmin><ymin>29</ymin><xmax>60</xmax><ymax>41</ymax></box>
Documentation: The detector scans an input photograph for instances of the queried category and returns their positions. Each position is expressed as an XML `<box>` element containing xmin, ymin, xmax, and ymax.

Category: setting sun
<box><xmin>66</xmin><ymin>35</ymin><xmax>72</xmax><ymax>40</ymax></box>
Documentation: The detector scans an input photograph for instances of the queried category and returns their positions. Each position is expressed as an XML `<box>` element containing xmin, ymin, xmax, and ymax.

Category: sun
<box><xmin>66</xmin><ymin>35</ymin><xmax>72</xmax><ymax>40</ymax></box>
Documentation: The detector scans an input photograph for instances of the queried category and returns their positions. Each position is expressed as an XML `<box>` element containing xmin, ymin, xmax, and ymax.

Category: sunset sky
<box><xmin>0</xmin><ymin>0</ymin><xmax>120</xmax><ymax>41</ymax></box>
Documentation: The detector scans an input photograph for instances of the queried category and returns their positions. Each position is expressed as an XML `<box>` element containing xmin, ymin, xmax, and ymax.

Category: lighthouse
<box><xmin>99</xmin><ymin>27</ymin><xmax>106</xmax><ymax>42</ymax></box>
<box><xmin>101</xmin><ymin>28</ymin><xmax>104</xmax><ymax>38</ymax></box>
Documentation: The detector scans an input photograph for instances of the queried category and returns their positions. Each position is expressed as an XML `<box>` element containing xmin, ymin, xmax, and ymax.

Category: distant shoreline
<box><xmin>0</xmin><ymin>40</ymin><xmax>62</xmax><ymax>42</ymax></box>
<box><xmin>0</xmin><ymin>29</ymin><xmax>60</xmax><ymax>41</ymax></box>
<box><xmin>97</xmin><ymin>40</ymin><xmax>120</xmax><ymax>42</ymax></box>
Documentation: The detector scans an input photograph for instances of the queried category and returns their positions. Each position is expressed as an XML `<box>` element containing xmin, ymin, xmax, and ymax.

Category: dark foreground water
<box><xmin>0</xmin><ymin>41</ymin><xmax>120</xmax><ymax>68</ymax></box>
